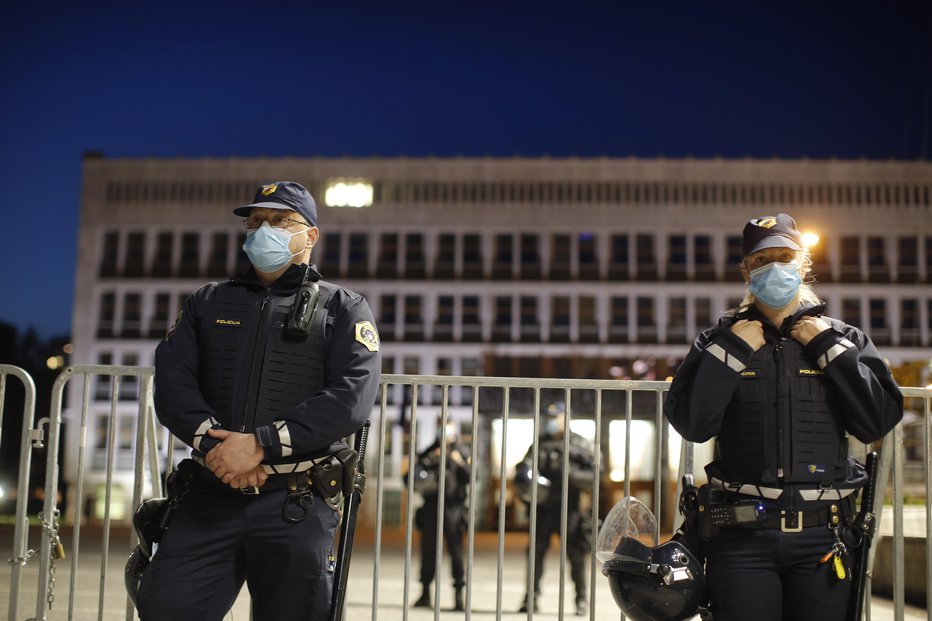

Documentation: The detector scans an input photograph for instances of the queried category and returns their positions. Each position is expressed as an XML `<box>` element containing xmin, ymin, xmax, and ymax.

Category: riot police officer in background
<box><xmin>410</xmin><ymin>420</ymin><xmax>471</xmax><ymax>611</ymax></box>
<box><xmin>664</xmin><ymin>214</ymin><xmax>902</xmax><ymax>621</ymax></box>
<box><xmin>516</xmin><ymin>403</ymin><xmax>596</xmax><ymax>616</ymax></box>
<box><xmin>136</xmin><ymin>181</ymin><xmax>381</xmax><ymax>621</ymax></box>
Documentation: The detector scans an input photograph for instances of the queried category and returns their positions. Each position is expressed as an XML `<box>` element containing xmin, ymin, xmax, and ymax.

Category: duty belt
<box><xmin>191</xmin><ymin>455</ymin><xmax>331</xmax><ymax>495</ymax></box>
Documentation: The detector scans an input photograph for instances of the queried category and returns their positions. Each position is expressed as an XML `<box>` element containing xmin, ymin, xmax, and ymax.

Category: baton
<box><xmin>847</xmin><ymin>451</ymin><xmax>879</xmax><ymax>621</ymax></box>
<box><xmin>329</xmin><ymin>421</ymin><xmax>370</xmax><ymax>621</ymax></box>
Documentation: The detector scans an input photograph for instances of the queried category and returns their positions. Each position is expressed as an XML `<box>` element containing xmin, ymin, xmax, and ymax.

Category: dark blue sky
<box><xmin>1</xmin><ymin>1</ymin><xmax>929</xmax><ymax>340</ymax></box>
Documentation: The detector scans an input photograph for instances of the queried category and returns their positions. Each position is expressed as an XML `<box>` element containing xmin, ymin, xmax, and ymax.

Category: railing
<box><xmin>2</xmin><ymin>365</ymin><xmax>930</xmax><ymax>620</ymax></box>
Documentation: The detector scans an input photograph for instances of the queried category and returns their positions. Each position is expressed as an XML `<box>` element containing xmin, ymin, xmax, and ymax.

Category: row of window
<box><xmin>97</xmin><ymin>229</ymin><xmax>932</xmax><ymax>284</ymax></box>
<box><xmin>105</xmin><ymin>179</ymin><xmax>932</xmax><ymax>207</ymax></box>
<box><xmin>96</xmin><ymin>289</ymin><xmax>932</xmax><ymax>347</ymax></box>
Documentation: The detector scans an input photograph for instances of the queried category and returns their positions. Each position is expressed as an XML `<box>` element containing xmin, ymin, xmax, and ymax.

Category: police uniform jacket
<box><xmin>664</xmin><ymin>302</ymin><xmax>902</xmax><ymax>507</ymax></box>
<box><xmin>522</xmin><ymin>432</ymin><xmax>596</xmax><ymax>508</ymax></box>
<box><xmin>154</xmin><ymin>263</ymin><xmax>381</xmax><ymax>470</ymax></box>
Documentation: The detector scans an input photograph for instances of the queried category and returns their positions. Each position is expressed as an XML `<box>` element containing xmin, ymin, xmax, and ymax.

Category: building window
<box><xmin>667</xmin><ymin>235</ymin><xmax>687</xmax><ymax>281</ymax></box>
<box><xmin>435</xmin><ymin>233</ymin><xmax>456</xmax><ymax>278</ymax></box>
<box><xmin>809</xmin><ymin>233</ymin><xmax>831</xmax><ymax>282</ymax></box>
<box><xmin>151</xmin><ymin>232</ymin><xmax>174</xmax><ymax>277</ymax></box>
<box><xmin>636</xmin><ymin>296</ymin><xmax>656</xmax><ymax>342</ymax></box>
<box><xmin>551</xmin><ymin>296</ymin><xmax>571</xmax><ymax>343</ymax></box>
<box><xmin>149</xmin><ymin>293</ymin><xmax>172</xmax><ymax>339</ymax></box>
<box><xmin>379</xmin><ymin>295</ymin><xmax>397</xmax><ymax>341</ymax></box>
<box><xmin>725</xmin><ymin>235</ymin><xmax>743</xmax><ymax>280</ymax></box>
<box><xmin>668</xmin><ymin>297</ymin><xmax>688</xmax><ymax>343</ymax></box>
<box><xmin>405</xmin><ymin>233</ymin><xmax>426</xmax><ymax>279</ymax></box>
<box><xmin>635</xmin><ymin>234</ymin><xmax>657</xmax><ymax>280</ymax></box>
<box><xmin>234</xmin><ymin>232</ymin><xmax>250</xmax><ymax>274</ymax></box>
<box><xmin>842</xmin><ymin>298</ymin><xmax>861</xmax><ymax>328</ymax></box>
<box><xmin>695</xmin><ymin>235</ymin><xmax>714</xmax><ymax>281</ymax></box>
<box><xmin>901</xmin><ymin>299</ymin><xmax>920</xmax><ymax>346</ymax></box>
<box><xmin>520</xmin><ymin>296</ymin><xmax>540</xmax><ymax>342</ymax></box>
<box><xmin>118</xmin><ymin>293</ymin><xmax>140</xmax><ymax>339</ymax></box>
<box><xmin>462</xmin><ymin>295</ymin><xmax>481</xmax><ymax>342</ymax></box>
<box><xmin>520</xmin><ymin>234</ymin><xmax>541</xmax><ymax>279</ymax></box>
<box><xmin>206</xmin><ymin>232</ymin><xmax>229</xmax><ymax>278</ymax></box>
<box><xmin>493</xmin><ymin>296</ymin><xmax>512</xmax><ymax>340</ymax></box>
<box><xmin>404</xmin><ymin>295</ymin><xmax>424</xmax><ymax>341</ymax></box>
<box><xmin>463</xmin><ymin>234</ymin><xmax>482</xmax><ymax>279</ymax></box>
<box><xmin>840</xmin><ymin>236</ymin><xmax>860</xmax><ymax>282</ymax></box>
<box><xmin>493</xmin><ymin>234</ymin><xmax>514</xmax><ymax>279</ymax></box>
<box><xmin>869</xmin><ymin>299</ymin><xmax>890</xmax><ymax>345</ymax></box>
<box><xmin>579</xmin><ymin>295</ymin><xmax>598</xmax><ymax>342</ymax></box>
<box><xmin>898</xmin><ymin>236</ymin><xmax>918</xmax><ymax>283</ymax></box>
<box><xmin>867</xmin><ymin>237</ymin><xmax>888</xmax><ymax>282</ymax></box>
<box><xmin>98</xmin><ymin>293</ymin><xmax>116</xmax><ymax>339</ymax></box>
<box><xmin>926</xmin><ymin>237</ymin><xmax>932</xmax><ymax>283</ymax></box>
<box><xmin>323</xmin><ymin>232</ymin><xmax>342</xmax><ymax>275</ymax></box>
<box><xmin>179</xmin><ymin>232</ymin><xmax>200</xmax><ymax>277</ymax></box>
<box><xmin>551</xmin><ymin>234</ymin><xmax>571</xmax><ymax>280</ymax></box>
<box><xmin>377</xmin><ymin>234</ymin><xmax>398</xmax><ymax>279</ymax></box>
<box><xmin>121</xmin><ymin>353</ymin><xmax>139</xmax><ymax>400</ymax></box>
<box><xmin>100</xmin><ymin>231</ymin><xmax>120</xmax><ymax>278</ymax></box>
<box><xmin>95</xmin><ymin>352</ymin><xmax>113</xmax><ymax>400</ymax></box>
<box><xmin>435</xmin><ymin>295</ymin><xmax>455</xmax><ymax>341</ymax></box>
<box><xmin>609</xmin><ymin>296</ymin><xmax>629</xmax><ymax>343</ymax></box>
<box><xmin>609</xmin><ymin>234</ymin><xmax>629</xmax><ymax>279</ymax></box>
<box><xmin>578</xmin><ymin>233</ymin><xmax>598</xmax><ymax>280</ymax></box>
<box><xmin>347</xmin><ymin>233</ymin><xmax>368</xmax><ymax>278</ymax></box>
<box><xmin>124</xmin><ymin>232</ymin><xmax>146</xmax><ymax>277</ymax></box>
<box><xmin>695</xmin><ymin>297</ymin><xmax>712</xmax><ymax>331</ymax></box>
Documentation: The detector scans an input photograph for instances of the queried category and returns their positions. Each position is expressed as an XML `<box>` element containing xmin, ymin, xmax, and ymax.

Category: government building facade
<box><xmin>68</xmin><ymin>154</ymin><xmax>932</xmax><ymax>521</ymax></box>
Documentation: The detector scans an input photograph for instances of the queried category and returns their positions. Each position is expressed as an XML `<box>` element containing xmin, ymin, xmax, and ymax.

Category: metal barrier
<box><xmin>2</xmin><ymin>366</ymin><xmax>930</xmax><ymax>620</ymax></box>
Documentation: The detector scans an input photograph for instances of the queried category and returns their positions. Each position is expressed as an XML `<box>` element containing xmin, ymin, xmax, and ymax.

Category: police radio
<box><xmin>286</xmin><ymin>266</ymin><xmax>321</xmax><ymax>336</ymax></box>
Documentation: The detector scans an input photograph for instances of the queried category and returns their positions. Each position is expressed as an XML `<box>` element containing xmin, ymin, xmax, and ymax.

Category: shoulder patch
<box><xmin>165</xmin><ymin>310</ymin><xmax>183</xmax><ymax>341</ymax></box>
<box><xmin>355</xmin><ymin>321</ymin><xmax>380</xmax><ymax>352</ymax></box>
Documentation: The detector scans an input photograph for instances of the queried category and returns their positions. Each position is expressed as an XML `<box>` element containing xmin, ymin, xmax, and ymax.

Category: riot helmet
<box><xmin>598</xmin><ymin>497</ymin><xmax>707</xmax><ymax>621</ymax></box>
<box><xmin>124</xmin><ymin>497</ymin><xmax>169</xmax><ymax>603</ymax></box>
<box><xmin>513</xmin><ymin>459</ymin><xmax>553</xmax><ymax>504</ymax></box>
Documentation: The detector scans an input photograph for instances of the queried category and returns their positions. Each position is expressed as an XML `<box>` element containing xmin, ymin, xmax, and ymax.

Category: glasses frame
<box><xmin>242</xmin><ymin>215</ymin><xmax>310</xmax><ymax>230</ymax></box>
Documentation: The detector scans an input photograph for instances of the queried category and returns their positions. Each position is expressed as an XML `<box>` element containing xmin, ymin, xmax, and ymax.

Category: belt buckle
<box><xmin>780</xmin><ymin>510</ymin><xmax>803</xmax><ymax>532</ymax></box>
<box><xmin>239</xmin><ymin>486</ymin><xmax>260</xmax><ymax>495</ymax></box>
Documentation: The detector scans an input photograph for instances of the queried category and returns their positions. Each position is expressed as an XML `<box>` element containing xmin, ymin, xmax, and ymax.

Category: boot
<box><xmin>453</xmin><ymin>587</ymin><xmax>465</xmax><ymax>611</ymax></box>
<box><xmin>518</xmin><ymin>594</ymin><xmax>539</xmax><ymax>613</ymax></box>
<box><xmin>575</xmin><ymin>596</ymin><xmax>588</xmax><ymax>617</ymax></box>
<box><xmin>413</xmin><ymin>585</ymin><xmax>431</xmax><ymax>608</ymax></box>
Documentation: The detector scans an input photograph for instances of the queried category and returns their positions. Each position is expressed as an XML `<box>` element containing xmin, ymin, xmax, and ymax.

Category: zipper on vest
<box><xmin>240</xmin><ymin>295</ymin><xmax>270</xmax><ymax>432</ymax></box>
<box><xmin>773</xmin><ymin>341</ymin><xmax>785</xmax><ymax>481</ymax></box>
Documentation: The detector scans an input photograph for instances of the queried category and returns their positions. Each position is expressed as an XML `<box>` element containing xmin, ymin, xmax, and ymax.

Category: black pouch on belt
<box><xmin>310</xmin><ymin>456</ymin><xmax>343</xmax><ymax>498</ymax></box>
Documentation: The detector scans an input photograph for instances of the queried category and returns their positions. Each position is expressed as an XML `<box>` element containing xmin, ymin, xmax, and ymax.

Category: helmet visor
<box><xmin>596</xmin><ymin>496</ymin><xmax>657</xmax><ymax>563</ymax></box>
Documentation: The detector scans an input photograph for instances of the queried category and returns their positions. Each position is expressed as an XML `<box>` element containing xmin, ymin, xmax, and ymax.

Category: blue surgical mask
<box><xmin>748</xmin><ymin>262</ymin><xmax>802</xmax><ymax>309</ymax></box>
<box><xmin>242</xmin><ymin>222</ymin><xmax>304</xmax><ymax>272</ymax></box>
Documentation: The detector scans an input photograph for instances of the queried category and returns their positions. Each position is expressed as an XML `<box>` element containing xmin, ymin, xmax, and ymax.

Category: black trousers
<box><xmin>526</xmin><ymin>506</ymin><xmax>590</xmax><ymax>599</ymax></box>
<box><xmin>136</xmin><ymin>483</ymin><xmax>340</xmax><ymax>621</ymax></box>
<box><xmin>704</xmin><ymin>524</ymin><xmax>851</xmax><ymax>621</ymax></box>
<box><xmin>417</xmin><ymin>498</ymin><xmax>466</xmax><ymax>589</ymax></box>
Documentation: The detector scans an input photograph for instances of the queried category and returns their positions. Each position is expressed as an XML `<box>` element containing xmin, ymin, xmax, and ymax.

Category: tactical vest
<box><xmin>195</xmin><ymin>277</ymin><xmax>337</xmax><ymax>456</ymax></box>
<box><xmin>715</xmin><ymin>336</ymin><xmax>849</xmax><ymax>487</ymax></box>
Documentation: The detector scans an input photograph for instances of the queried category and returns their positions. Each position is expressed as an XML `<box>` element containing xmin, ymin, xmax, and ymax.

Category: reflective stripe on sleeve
<box><xmin>275</xmin><ymin>421</ymin><xmax>293</xmax><ymax>457</ymax></box>
<box><xmin>817</xmin><ymin>339</ymin><xmax>855</xmax><ymax>370</ymax></box>
<box><xmin>705</xmin><ymin>343</ymin><xmax>747</xmax><ymax>373</ymax></box>
<box><xmin>193</xmin><ymin>417</ymin><xmax>219</xmax><ymax>452</ymax></box>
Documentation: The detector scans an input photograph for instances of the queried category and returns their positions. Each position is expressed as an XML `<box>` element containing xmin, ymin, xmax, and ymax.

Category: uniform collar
<box><xmin>735</xmin><ymin>302</ymin><xmax>827</xmax><ymax>338</ymax></box>
<box><xmin>231</xmin><ymin>263</ymin><xmax>322</xmax><ymax>292</ymax></box>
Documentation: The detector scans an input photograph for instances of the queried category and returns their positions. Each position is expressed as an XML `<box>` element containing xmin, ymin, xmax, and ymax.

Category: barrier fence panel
<box><xmin>3</xmin><ymin>367</ymin><xmax>930</xmax><ymax>620</ymax></box>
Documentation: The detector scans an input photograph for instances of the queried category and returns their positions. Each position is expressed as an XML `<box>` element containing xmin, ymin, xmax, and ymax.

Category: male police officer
<box><xmin>136</xmin><ymin>181</ymin><xmax>381</xmax><ymax>621</ymax></box>
<box><xmin>411</xmin><ymin>421</ymin><xmax>470</xmax><ymax>611</ymax></box>
<box><xmin>516</xmin><ymin>403</ymin><xmax>596</xmax><ymax>616</ymax></box>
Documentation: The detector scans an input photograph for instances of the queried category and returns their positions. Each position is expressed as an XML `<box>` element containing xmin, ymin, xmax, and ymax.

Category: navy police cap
<box><xmin>234</xmin><ymin>181</ymin><xmax>317</xmax><ymax>227</ymax></box>
<box><xmin>742</xmin><ymin>213</ymin><xmax>802</xmax><ymax>257</ymax></box>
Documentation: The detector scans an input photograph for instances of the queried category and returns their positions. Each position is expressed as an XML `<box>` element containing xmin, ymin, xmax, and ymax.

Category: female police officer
<box><xmin>664</xmin><ymin>214</ymin><xmax>902</xmax><ymax>621</ymax></box>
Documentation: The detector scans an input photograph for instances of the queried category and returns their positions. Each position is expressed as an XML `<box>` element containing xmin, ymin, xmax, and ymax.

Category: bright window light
<box><xmin>324</xmin><ymin>180</ymin><xmax>373</xmax><ymax>208</ymax></box>
<box><xmin>801</xmin><ymin>232</ymin><xmax>820</xmax><ymax>248</ymax></box>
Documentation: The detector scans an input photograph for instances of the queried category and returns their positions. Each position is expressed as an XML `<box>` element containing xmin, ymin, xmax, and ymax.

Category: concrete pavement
<box><xmin>2</xmin><ymin>525</ymin><xmax>926</xmax><ymax>620</ymax></box>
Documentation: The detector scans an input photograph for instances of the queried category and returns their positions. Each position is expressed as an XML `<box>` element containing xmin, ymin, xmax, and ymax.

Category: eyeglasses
<box><xmin>242</xmin><ymin>214</ymin><xmax>309</xmax><ymax>230</ymax></box>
